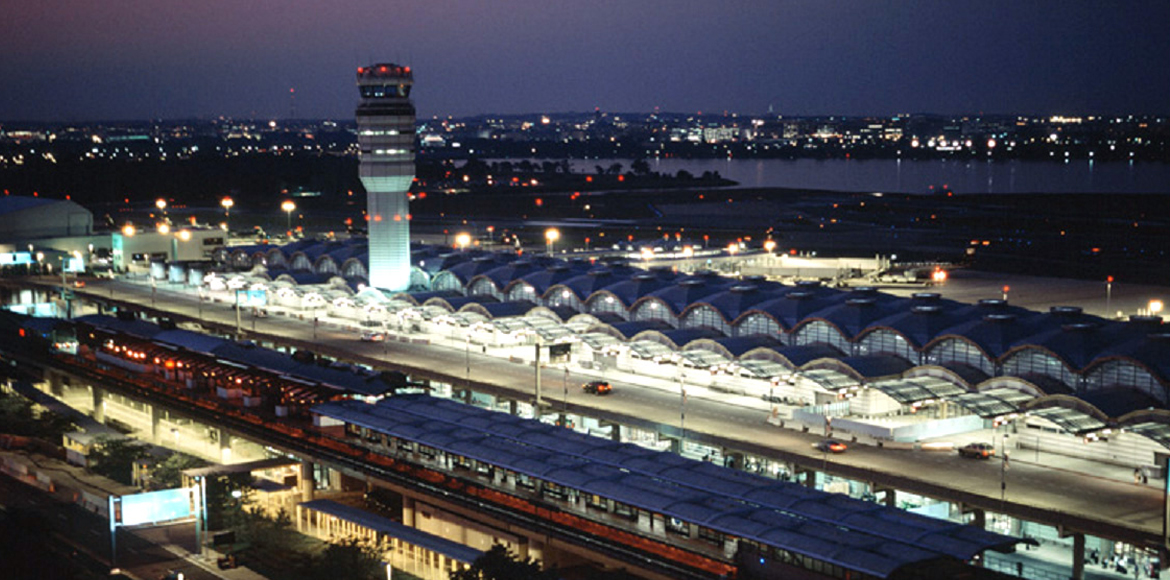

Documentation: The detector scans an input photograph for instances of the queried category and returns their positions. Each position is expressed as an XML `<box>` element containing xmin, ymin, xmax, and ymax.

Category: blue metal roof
<box><xmin>312</xmin><ymin>395</ymin><xmax>1020</xmax><ymax>578</ymax></box>
<box><xmin>299</xmin><ymin>499</ymin><xmax>483</xmax><ymax>563</ymax></box>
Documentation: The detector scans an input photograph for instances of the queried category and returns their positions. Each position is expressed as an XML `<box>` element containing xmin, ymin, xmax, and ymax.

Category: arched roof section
<box><xmin>679</xmin><ymin>282</ymin><xmax>787</xmax><ymax>323</ymax></box>
<box><xmin>1079</xmin><ymin>388</ymin><xmax>1164</xmax><ymax>418</ymax></box>
<box><xmin>396</xmin><ymin>289</ymin><xmax>461</xmax><ymax>306</ymax></box>
<box><xmin>431</xmin><ymin>295</ymin><xmax>499</xmax><ymax>311</ymax></box>
<box><xmin>413</xmin><ymin>249</ymin><xmax>481</xmax><ymax>276</ymax></box>
<box><xmin>802</xmin><ymin>355</ymin><xmax>913</xmax><ymax>382</ymax></box>
<box><xmin>442</xmin><ymin>255</ymin><xmax>519</xmax><ymax>288</ymax></box>
<box><xmin>1116</xmin><ymin>410</ymin><xmax>1170</xmax><ymax>449</ymax></box>
<box><xmin>798</xmin><ymin>296</ymin><xmax>900</xmax><ymax>341</ymax></box>
<box><xmin>265</xmin><ymin>247</ymin><xmax>287</xmax><ymax>268</ymax></box>
<box><xmin>601</xmin><ymin>271</ymin><xmax>683</xmax><ymax>306</ymax></box>
<box><xmin>583</xmin><ymin>289</ymin><xmax>629</xmax><ymax>311</ymax></box>
<box><xmin>594</xmin><ymin>319</ymin><xmax>673</xmax><ymax>340</ymax></box>
<box><xmin>686</xmin><ymin>335</ymin><xmax>785</xmax><ymax>359</ymax></box>
<box><xmin>642</xmin><ymin>276</ymin><xmax>740</xmax><ymax>314</ymax></box>
<box><xmin>552</xmin><ymin>265</ymin><xmax>637</xmax><ymax>299</ymax></box>
<box><xmin>739</xmin><ymin>287</ymin><xmax>847</xmax><ymax>332</ymax></box>
<box><xmin>631</xmin><ymin>328</ymin><xmax>722</xmax><ymax>350</ymax></box>
<box><xmin>1020</xmin><ymin>394</ymin><xmax>1111</xmax><ymax>435</ymax></box>
<box><xmin>477</xmin><ymin>259</ymin><xmax>545</xmax><ymax>289</ymax></box>
<box><xmin>1095</xmin><ymin>325</ymin><xmax>1170</xmax><ymax>385</ymax></box>
<box><xmin>925</xmin><ymin>312</ymin><xmax>1042</xmax><ymax>361</ymax></box>
<box><xmin>461</xmin><ymin>301</ymin><xmax>536</xmax><ymax>319</ymax></box>
<box><xmin>901</xmin><ymin>365</ymin><xmax>976</xmax><ymax>389</ymax></box>
<box><xmin>525</xmin><ymin>305</ymin><xmax>574</xmax><ymax>323</ymax></box>
<box><xmin>761</xmin><ymin>344</ymin><xmax>844</xmax><ymax>367</ymax></box>
<box><xmin>274</xmin><ymin>272</ymin><xmax>334</xmax><ymax>286</ymax></box>
<box><xmin>863</xmin><ymin>303</ymin><xmax>964</xmax><ymax>349</ymax></box>
<box><xmin>341</xmin><ymin>257</ymin><xmax>368</xmax><ymax>279</ymax></box>
<box><xmin>420</xmin><ymin>297</ymin><xmax>459</xmax><ymax>312</ymax></box>
<box><xmin>513</xmin><ymin>263</ymin><xmax>591</xmax><ymax>297</ymax></box>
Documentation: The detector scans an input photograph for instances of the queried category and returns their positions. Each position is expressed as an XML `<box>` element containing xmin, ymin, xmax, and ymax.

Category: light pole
<box><xmin>545</xmin><ymin>228</ymin><xmax>560</xmax><ymax>257</ymax></box>
<box><xmin>678</xmin><ymin>368</ymin><xmax>687</xmax><ymax>447</ymax></box>
<box><xmin>155</xmin><ymin>198</ymin><xmax>167</xmax><ymax>222</ymax></box>
<box><xmin>235</xmin><ymin>289</ymin><xmax>243</xmax><ymax>338</ymax></box>
<box><xmin>1151</xmin><ymin>299</ymin><xmax>1164</xmax><ymax>318</ymax></box>
<box><xmin>221</xmin><ymin>197</ymin><xmax>234</xmax><ymax>233</ymax></box>
<box><xmin>281</xmin><ymin>200</ymin><xmax>297</xmax><ymax>238</ymax></box>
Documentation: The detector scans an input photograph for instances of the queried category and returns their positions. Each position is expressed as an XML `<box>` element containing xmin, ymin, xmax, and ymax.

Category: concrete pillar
<box><xmin>725</xmin><ymin>451</ymin><xmax>744</xmax><ymax>470</ymax></box>
<box><xmin>967</xmin><ymin>507</ymin><xmax>986</xmax><ymax>529</ymax></box>
<box><xmin>149</xmin><ymin>404</ymin><xmax>162</xmax><ymax>445</ymax></box>
<box><xmin>798</xmin><ymin>469</ymin><xmax>816</xmax><ymax>489</ymax></box>
<box><xmin>217</xmin><ymin>428</ymin><xmax>231</xmax><ymax>463</ymax></box>
<box><xmin>299</xmin><ymin>461</ymin><xmax>315</xmax><ymax>502</ymax></box>
<box><xmin>48</xmin><ymin>372</ymin><xmax>64</xmax><ymax>397</ymax></box>
<box><xmin>882</xmin><ymin>488</ymin><xmax>896</xmax><ymax>507</ymax></box>
<box><xmin>402</xmin><ymin>496</ymin><xmax>415</xmax><ymax>527</ymax></box>
<box><xmin>92</xmin><ymin>387</ymin><xmax>105</xmax><ymax>423</ymax></box>
<box><xmin>1071</xmin><ymin>532</ymin><xmax>1085</xmax><ymax>580</ymax></box>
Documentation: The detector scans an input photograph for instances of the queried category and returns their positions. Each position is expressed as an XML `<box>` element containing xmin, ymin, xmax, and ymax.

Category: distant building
<box><xmin>0</xmin><ymin>196</ymin><xmax>92</xmax><ymax>241</ymax></box>
<box><xmin>357</xmin><ymin>63</ymin><xmax>416</xmax><ymax>292</ymax></box>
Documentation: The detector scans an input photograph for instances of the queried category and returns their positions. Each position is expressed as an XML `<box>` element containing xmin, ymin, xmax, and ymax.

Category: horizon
<box><xmin>3</xmin><ymin>108</ymin><xmax>1167</xmax><ymax>127</ymax></box>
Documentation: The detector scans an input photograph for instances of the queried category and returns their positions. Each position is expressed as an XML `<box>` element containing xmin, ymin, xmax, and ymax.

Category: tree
<box><xmin>87</xmin><ymin>435</ymin><xmax>149</xmax><ymax>485</ymax></box>
<box><xmin>304</xmin><ymin>537</ymin><xmax>385</xmax><ymax>580</ymax></box>
<box><xmin>450</xmin><ymin>544</ymin><xmax>558</xmax><ymax>580</ymax></box>
<box><xmin>148</xmin><ymin>452</ymin><xmax>208</xmax><ymax>490</ymax></box>
<box><xmin>0</xmin><ymin>388</ymin><xmax>75</xmax><ymax>440</ymax></box>
<box><xmin>630</xmin><ymin>158</ymin><xmax>651</xmax><ymax>175</ymax></box>
<box><xmin>607</xmin><ymin>162</ymin><xmax>623</xmax><ymax>175</ymax></box>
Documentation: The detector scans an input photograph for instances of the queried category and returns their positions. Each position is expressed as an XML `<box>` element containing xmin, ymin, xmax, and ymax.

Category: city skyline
<box><xmin>2</xmin><ymin>1</ymin><xmax>1169</xmax><ymax>122</ymax></box>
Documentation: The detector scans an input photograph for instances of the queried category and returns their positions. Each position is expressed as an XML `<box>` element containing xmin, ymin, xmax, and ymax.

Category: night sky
<box><xmin>2</xmin><ymin>1</ymin><xmax>1168</xmax><ymax>122</ymax></box>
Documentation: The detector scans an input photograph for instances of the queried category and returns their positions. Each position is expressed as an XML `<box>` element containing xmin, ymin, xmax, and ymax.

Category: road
<box><xmin>44</xmin><ymin>277</ymin><xmax>1170</xmax><ymax>549</ymax></box>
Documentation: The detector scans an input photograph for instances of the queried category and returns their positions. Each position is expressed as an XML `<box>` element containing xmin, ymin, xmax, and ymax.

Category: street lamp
<box><xmin>545</xmin><ymin>228</ymin><xmax>560</xmax><ymax>256</ymax></box>
<box><xmin>221</xmin><ymin>197</ymin><xmax>234</xmax><ymax>232</ymax></box>
<box><xmin>155</xmin><ymin>198</ymin><xmax>167</xmax><ymax>213</ymax></box>
<box><xmin>1150</xmin><ymin>299</ymin><xmax>1164</xmax><ymax>317</ymax></box>
<box><xmin>763</xmin><ymin>239</ymin><xmax>777</xmax><ymax>253</ymax></box>
<box><xmin>281</xmin><ymin>200</ymin><xmax>296</xmax><ymax>237</ymax></box>
<box><xmin>455</xmin><ymin>232</ymin><xmax>472</xmax><ymax>251</ymax></box>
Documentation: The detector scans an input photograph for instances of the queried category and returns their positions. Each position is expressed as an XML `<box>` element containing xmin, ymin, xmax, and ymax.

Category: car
<box><xmin>359</xmin><ymin>330</ymin><xmax>386</xmax><ymax>342</ymax></box>
<box><xmin>582</xmin><ymin>380</ymin><xmax>612</xmax><ymax>395</ymax></box>
<box><xmin>958</xmin><ymin>442</ymin><xmax>996</xmax><ymax>459</ymax></box>
<box><xmin>813</xmin><ymin>439</ymin><xmax>847</xmax><ymax>453</ymax></box>
<box><xmin>72</xmin><ymin>280</ymin><xmax>86</xmax><ymax>288</ymax></box>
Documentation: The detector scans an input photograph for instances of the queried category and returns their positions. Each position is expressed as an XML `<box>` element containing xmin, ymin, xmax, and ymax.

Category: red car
<box><xmin>582</xmin><ymin>381</ymin><xmax>612</xmax><ymax>395</ymax></box>
<box><xmin>814</xmin><ymin>439</ymin><xmax>847</xmax><ymax>453</ymax></box>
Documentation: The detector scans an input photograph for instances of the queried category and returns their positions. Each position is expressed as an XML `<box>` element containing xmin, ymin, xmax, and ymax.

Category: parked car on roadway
<box><xmin>958</xmin><ymin>442</ymin><xmax>996</xmax><ymax>459</ymax></box>
<box><xmin>813</xmin><ymin>439</ymin><xmax>847</xmax><ymax>453</ymax></box>
<box><xmin>582</xmin><ymin>381</ymin><xmax>612</xmax><ymax>395</ymax></box>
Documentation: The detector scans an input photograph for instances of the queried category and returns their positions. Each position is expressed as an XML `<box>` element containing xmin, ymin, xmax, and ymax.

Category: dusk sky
<box><xmin>2</xmin><ymin>1</ymin><xmax>1168</xmax><ymax>122</ymax></box>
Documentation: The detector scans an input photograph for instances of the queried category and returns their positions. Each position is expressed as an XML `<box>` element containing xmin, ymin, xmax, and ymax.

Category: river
<box><xmin>557</xmin><ymin>157</ymin><xmax>1170</xmax><ymax>195</ymax></box>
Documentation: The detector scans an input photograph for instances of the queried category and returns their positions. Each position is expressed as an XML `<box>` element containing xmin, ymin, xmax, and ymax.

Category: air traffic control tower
<box><xmin>357</xmin><ymin>63</ymin><xmax>415</xmax><ymax>291</ymax></box>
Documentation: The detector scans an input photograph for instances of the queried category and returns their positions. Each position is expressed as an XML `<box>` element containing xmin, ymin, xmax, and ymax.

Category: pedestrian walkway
<box><xmin>987</xmin><ymin>540</ymin><xmax>1160</xmax><ymax>580</ymax></box>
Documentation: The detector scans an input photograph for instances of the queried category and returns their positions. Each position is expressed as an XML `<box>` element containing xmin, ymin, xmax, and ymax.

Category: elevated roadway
<box><xmin>10</xmin><ymin>277</ymin><xmax>1169</xmax><ymax>561</ymax></box>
